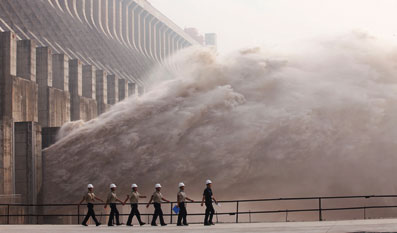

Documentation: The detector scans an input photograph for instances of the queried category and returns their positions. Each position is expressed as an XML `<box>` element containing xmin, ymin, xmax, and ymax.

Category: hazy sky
<box><xmin>149</xmin><ymin>0</ymin><xmax>397</xmax><ymax>54</ymax></box>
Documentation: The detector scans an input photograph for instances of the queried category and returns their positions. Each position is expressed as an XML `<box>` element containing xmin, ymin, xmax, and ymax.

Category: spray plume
<box><xmin>44</xmin><ymin>32</ymin><xmax>397</xmax><ymax>203</ymax></box>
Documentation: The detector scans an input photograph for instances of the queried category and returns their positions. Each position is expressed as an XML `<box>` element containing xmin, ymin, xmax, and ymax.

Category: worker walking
<box><xmin>146</xmin><ymin>183</ymin><xmax>170</xmax><ymax>226</ymax></box>
<box><xmin>79</xmin><ymin>184</ymin><xmax>104</xmax><ymax>226</ymax></box>
<box><xmin>104</xmin><ymin>184</ymin><xmax>124</xmax><ymax>226</ymax></box>
<box><xmin>201</xmin><ymin>180</ymin><xmax>217</xmax><ymax>226</ymax></box>
<box><xmin>124</xmin><ymin>184</ymin><xmax>146</xmax><ymax>226</ymax></box>
<box><xmin>177</xmin><ymin>182</ymin><xmax>194</xmax><ymax>226</ymax></box>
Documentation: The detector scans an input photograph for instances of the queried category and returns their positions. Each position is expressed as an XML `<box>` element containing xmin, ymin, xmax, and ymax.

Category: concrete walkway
<box><xmin>2</xmin><ymin>219</ymin><xmax>397</xmax><ymax>233</ymax></box>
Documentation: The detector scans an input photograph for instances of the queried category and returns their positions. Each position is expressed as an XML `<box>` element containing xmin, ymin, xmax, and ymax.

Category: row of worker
<box><xmin>79</xmin><ymin>179</ymin><xmax>217</xmax><ymax>227</ymax></box>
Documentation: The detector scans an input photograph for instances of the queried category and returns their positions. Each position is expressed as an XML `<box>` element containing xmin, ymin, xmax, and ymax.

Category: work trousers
<box><xmin>151</xmin><ymin>203</ymin><xmax>166</xmax><ymax>225</ymax></box>
<box><xmin>127</xmin><ymin>203</ymin><xmax>144</xmax><ymax>225</ymax></box>
<box><xmin>204</xmin><ymin>203</ymin><xmax>214</xmax><ymax>224</ymax></box>
<box><xmin>108</xmin><ymin>203</ymin><xmax>120</xmax><ymax>226</ymax></box>
<box><xmin>177</xmin><ymin>202</ymin><xmax>188</xmax><ymax>225</ymax></box>
<box><xmin>82</xmin><ymin>203</ymin><xmax>99</xmax><ymax>225</ymax></box>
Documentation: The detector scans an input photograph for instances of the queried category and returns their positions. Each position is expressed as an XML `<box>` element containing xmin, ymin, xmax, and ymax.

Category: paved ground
<box><xmin>2</xmin><ymin>219</ymin><xmax>397</xmax><ymax>233</ymax></box>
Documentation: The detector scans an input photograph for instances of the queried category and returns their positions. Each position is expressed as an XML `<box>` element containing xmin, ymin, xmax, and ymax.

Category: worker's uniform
<box><xmin>203</xmin><ymin>187</ymin><xmax>215</xmax><ymax>224</ymax></box>
<box><xmin>107</xmin><ymin>191</ymin><xmax>120</xmax><ymax>226</ymax></box>
<box><xmin>151</xmin><ymin>191</ymin><xmax>166</xmax><ymax>226</ymax></box>
<box><xmin>82</xmin><ymin>192</ymin><xmax>100</xmax><ymax>225</ymax></box>
<box><xmin>126</xmin><ymin>191</ymin><xmax>144</xmax><ymax>225</ymax></box>
<box><xmin>177</xmin><ymin>190</ymin><xmax>188</xmax><ymax>225</ymax></box>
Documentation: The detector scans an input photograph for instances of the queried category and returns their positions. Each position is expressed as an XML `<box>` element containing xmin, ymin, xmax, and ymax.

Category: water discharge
<box><xmin>44</xmin><ymin>32</ymin><xmax>397</xmax><ymax>204</ymax></box>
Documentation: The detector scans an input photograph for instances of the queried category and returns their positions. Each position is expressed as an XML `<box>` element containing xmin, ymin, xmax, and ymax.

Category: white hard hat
<box><xmin>131</xmin><ymin>184</ymin><xmax>138</xmax><ymax>188</ymax></box>
<box><xmin>110</xmin><ymin>184</ymin><xmax>117</xmax><ymax>188</ymax></box>
<box><xmin>155</xmin><ymin>183</ymin><xmax>162</xmax><ymax>188</ymax></box>
<box><xmin>206</xmin><ymin>180</ymin><xmax>212</xmax><ymax>185</ymax></box>
<box><xmin>179</xmin><ymin>182</ymin><xmax>185</xmax><ymax>187</ymax></box>
<box><xmin>87</xmin><ymin>184</ymin><xmax>94</xmax><ymax>189</ymax></box>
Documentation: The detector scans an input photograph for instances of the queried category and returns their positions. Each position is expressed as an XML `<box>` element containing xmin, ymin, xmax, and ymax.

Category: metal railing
<box><xmin>2</xmin><ymin>194</ymin><xmax>397</xmax><ymax>224</ymax></box>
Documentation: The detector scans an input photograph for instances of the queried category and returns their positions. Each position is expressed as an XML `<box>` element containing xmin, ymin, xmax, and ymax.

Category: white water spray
<box><xmin>44</xmin><ymin>32</ymin><xmax>397</xmax><ymax>203</ymax></box>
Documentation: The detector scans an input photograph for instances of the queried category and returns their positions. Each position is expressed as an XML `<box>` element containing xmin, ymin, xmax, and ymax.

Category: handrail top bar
<box><xmin>1</xmin><ymin>194</ymin><xmax>397</xmax><ymax>206</ymax></box>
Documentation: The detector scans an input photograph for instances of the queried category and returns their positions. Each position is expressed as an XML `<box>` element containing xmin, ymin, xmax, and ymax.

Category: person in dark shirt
<box><xmin>201</xmin><ymin>179</ymin><xmax>217</xmax><ymax>226</ymax></box>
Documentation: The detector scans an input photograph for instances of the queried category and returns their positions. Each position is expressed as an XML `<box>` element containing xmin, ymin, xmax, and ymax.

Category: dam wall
<box><xmin>0</xmin><ymin>0</ymin><xmax>199</xmax><ymax>223</ymax></box>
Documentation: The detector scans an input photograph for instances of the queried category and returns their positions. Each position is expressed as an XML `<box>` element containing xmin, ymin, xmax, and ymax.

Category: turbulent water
<box><xmin>44</xmin><ymin>32</ymin><xmax>397</xmax><ymax>204</ymax></box>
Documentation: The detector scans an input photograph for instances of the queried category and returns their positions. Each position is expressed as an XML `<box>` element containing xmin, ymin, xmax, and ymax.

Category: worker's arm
<box><xmin>123</xmin><ymin>195</ymin><xmax>130</xmax><ymax>205</ymax></box>
<box><xmin>79</xmin><ymin>196</ymin><xmax>85</xmax><ymax>205</ymax></box>
<box><xmin>139</xmin><ymin>195</ymin><xmax>147</xmax><ymax>198</ymax></box>
<box><xmin>177</xmin><ymin>195</ymin><xmax>181</xmax><ymax>207</ymax></box>
<box><xmin>212</xmin><ymin>196</ymin><xmax>218</xmax><ymax>205</ymax></box>
<box><xmin>146</xmin><ymin>196</ymin><xmax>153</xmax><ymax>208</ymax></box>
<box><xmin>201</xmin><ymin>195</ymin><xmax>205</xmax><ymax>206</ymax></box>
<box><xmin>186</xmin><ymin>197</ymin><xmax>194</xmax><ymax>202</ymax></box>
<box><xmin>161</xmin><ymin>197</ymin><xmax>170</xmax><ymax>203</ymax></box>
<box><xmin>116</xmin><ymin>198</ymin><xmax>124</xmax><ymax>205</ymax></box>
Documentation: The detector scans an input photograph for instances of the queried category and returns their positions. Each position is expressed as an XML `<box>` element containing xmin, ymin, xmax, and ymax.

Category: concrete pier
<box><xmin>82</xmin><ymin>65</ymin><xmax>96</xmax><ymax>100</ymax></box>
<box><xmin>106</xmin><ymin>74</ymin><xmax>118</xmax><ymax>105</ymax></box>
<box><xmin>95</xmin><ymin>69</ymin><xmax>110</xmax><ymax>114</ymax></box>
<box><xmin>118</xmin><ymin>77</ymin><xmax>128</xmax><ymax>101</ymax></box>
<box><xmin>17</xmin><ymin>40</ymin><xmax>36</xmax><ymax>81</ymax></box>
<box><xmin>36</xmin><ymin>47</ymin><xmax>53</xmax><ymax>88</ymax></box>
<box><xmin>52</xmin><ymin>54</ymin><xmax>69</xmax><ymax>92</ymax></box>
<box><xmin>0</xmin><ymin>118</ymin><xmax>13</xmax><ymax>195</ymax></box>
<box><xmin>68</xmin><ymin>59</ymin><xmax>83</xmax><ymax>97</ymax></box>
<box><xmin>128</xmin><ymin>82</ymin><xmax>136</xmax><ymax>96</ymax></box>
<box><xmin>11</xmin><ymin>76</ymin><xmax>38</xmax><ymax>122</ymax></box>
<box><xmin>69</xmin><ymin>59</ymin><xmax>82</xmax><ymax>121</ymax></box>
<box><xmin>14</xmin><ymin>122</ymin><xmax>42</xmax><ymax>207</ymax></box>
<box><xmin>0</xmin><ymin>31</ymin><xmax>17</xmax><ymax>118</ymax></box>
<box><xmin>0</xmin><ymin>32</ymin><xmax>17</xmax><ymax>196</ymax></box>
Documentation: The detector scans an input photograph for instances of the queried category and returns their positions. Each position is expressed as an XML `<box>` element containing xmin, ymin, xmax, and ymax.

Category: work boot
<box><xmin>96</xmin><ymin>223</ymin><xmax>101</xmax><ymax>227</ymax></box>
<box><xmin>82</xmin><ymin>223</ymin><xmax>88</xmax><ymax>226</ymax></box>
<box><xmin>140</xmin><ymin>222</ymin><xmax>146</xmax><ymax>226</ymax></box>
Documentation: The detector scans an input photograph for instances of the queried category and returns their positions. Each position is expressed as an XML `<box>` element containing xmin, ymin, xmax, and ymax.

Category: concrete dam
<box><xmin>0</xmin><ymin>0</ymin><xmax>199</xmax><ymax>223</ymax></box>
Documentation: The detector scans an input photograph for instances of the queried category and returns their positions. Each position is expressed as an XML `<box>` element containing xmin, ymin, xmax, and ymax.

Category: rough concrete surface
<box><xmin>2</xmin><ymin>219</ymin><xmax>397</xmax><ymax>233</ymax></box>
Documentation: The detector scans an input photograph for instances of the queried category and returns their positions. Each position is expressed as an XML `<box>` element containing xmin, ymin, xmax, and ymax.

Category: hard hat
<box><xmin>155</xmin><ymin>183</ymin><xmax>162</xmax><ymax>188</ymax></box>
<box><xmin>179</xmin><ymin>182</ymin><xmax>185</xmax><ymax>188</ymax></box>
<box><xmin>87</xmin><ymin>184</ymin><xmax>94</xmax><ymax>189</ymax></box>
<box><xmin>206</xmin><ymin>180</ymin><xmax>212</xmax><ymax>185</ymax></box>
<box><xmin>110</xmin><ymin>184</ymin><xmax>117</xmax><ymax>188</ymax></box>
<box><xmin>131</xmin><ymin>184</ymin><xmax>138</xmax><ymax>188</ymax></box>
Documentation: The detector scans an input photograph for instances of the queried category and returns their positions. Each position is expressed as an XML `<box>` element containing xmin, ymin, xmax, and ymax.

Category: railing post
<box><xmin>318</xmin><ymin>198</ymin><xmax>322</xmax><ymax>221</ymax></box>
<box><xmin>7</xmin><ymin>204</ymin><xmax>10</xmax><ymax>224</ymax></box>
<box><xmin>236</xmin><ymin>201</ymin><xmax>239</xmax><ymax>223</ymax></box>
<box><xmin>77</xmin><ymin>204</ymin><xmax>80</xmax><ymax>224</ymax></box>
<box><xmin>286</xmin><ymin>209</ymin><xmax>288</xmax><ymax>222</ymax></box>
<box><xmin>170</xmin><ymin>202</ymin><xmax>173</xmax><ymax>224</ymax></box>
